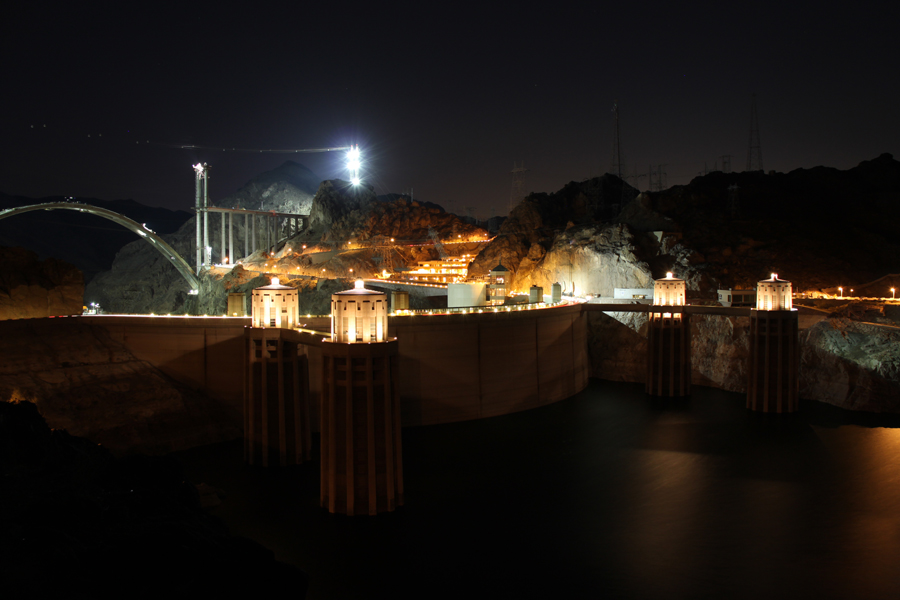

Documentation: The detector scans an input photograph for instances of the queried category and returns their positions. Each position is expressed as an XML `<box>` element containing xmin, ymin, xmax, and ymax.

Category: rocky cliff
<box><xmin>469</xmin><ymin>154</ymin><xmax>900</xmax><ymax>298</ymax></box>
<box><xmin>627</xmin><ymin>153</ymin><xmax>900</xmax><ymax>291</ymax></box>
<box><xmin>467</xmin><ymin>175</ymin><xmax>694</xmax><ymax>291</ymax></box>
<box><xmin>0</xmin><ymin>246</ymin><xmax>84</xmax><ymax>320</ymax></box>
<box><xmin>800</xmin><ymin>318</ymin><xmax>900</xmax><ymax>412</ymax></box>
<box><xmin>587</xmin><ymin>310</ymin><xmax>900</xmax><ymax>413</ymax></box>
<box><xmin>0</xmin><ymin>318</ymin><xmax>240</xmax><ymax>453</ymax></box>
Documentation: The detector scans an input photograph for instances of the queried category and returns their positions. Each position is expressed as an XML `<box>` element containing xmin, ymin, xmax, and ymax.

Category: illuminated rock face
<box><xmin>0</xmin><ymin>247</ymin><xmax>83</xmax><ymax>320</ymax></box>
<box><xmin>491</xmin><ymin>223</ymin><xmax>656</xmax><ymax>297</ymax></box>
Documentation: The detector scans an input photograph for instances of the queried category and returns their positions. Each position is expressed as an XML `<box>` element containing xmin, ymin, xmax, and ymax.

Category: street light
<box><xmin>838</xmin><ymin>287</ymin><xmax>843</xmax><ymax>298</ymax></box>
<box><xmin>892</xmin><ymin>287</ymin><xmax>896</xmax><ymax>299</ymax></box>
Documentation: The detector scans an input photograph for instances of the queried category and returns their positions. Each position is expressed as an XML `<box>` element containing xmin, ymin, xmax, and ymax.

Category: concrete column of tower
<box><xmin>646</xmin><ymin>273</ymin><xmax>692</xmax><ymax>397</ymax></box>
<box><xmin>228</xmin><ymin>212</ymin><xmax>233</xmax><ymax>264</ymax></box>
<box><xmin>747</xmin><ymin>274</ymin><xmax>799</xmax><ymax>413</ymax></box>
<box><xmin>646</xmin><ymin>310</ymin><xmax>691</xmax><ymax>397</ymax></box>
<box><xmin>202</xmin><ymin>166</ymin><xmax>209</xmax><ymax>267</ymax></box>
<box><xmin>220</xmin><ymin>212</ymin><xmax>226</xmax><ymax>264</ymax></box>
<box><xmin>244</xmin><ymin>213</ymin><xmax>248</xmax><ymax>259</ymax></box>
<box><xmin>320</xmin><ymin>341</ymin><xmax>403</xmax><ymax>515</ymax></box>
<box><xmin>194</xmin><ymin>168</ymin><xmax>202</xmax><ymax>272</ymax></box>
<box><xmin>320</xmin><ymin>280</ymin><xmax>403</xmax><ymax>515</ymax></box>
<box><xmin>243</xmin><ymin>328</ymin><xmax>312</xmax><ymax>466</ymax></box>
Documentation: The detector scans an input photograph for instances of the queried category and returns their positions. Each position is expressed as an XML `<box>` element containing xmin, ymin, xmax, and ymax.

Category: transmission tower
<box><xmin>648</xmin><ymin>164</ymin><xmax>668</xmax><ymax>192</ymax></box>
<box><xmin>746</xmin><ymin>94</ymin><xmax>763</xmax><ymax>172</ymax></box>
<box><xmin>720</xmin><ymin>155</ymin><xmax>732</xmax><ymax>173</ymax></box>
<box><xmin>509</xmin><ymin>161</ymin><xmax>528</xmax><ymax>214</ymax></box>
<box><xmin>610</xmin><ymin>103</ymin><xmax>624</xmax><ymax>179</ymax></box>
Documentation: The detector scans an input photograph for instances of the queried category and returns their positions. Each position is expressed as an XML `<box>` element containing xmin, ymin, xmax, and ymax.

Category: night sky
<box><xmin>2</xmin><ymin>2</ymin><xmax>897</xmax><ymax>217</ymax></box>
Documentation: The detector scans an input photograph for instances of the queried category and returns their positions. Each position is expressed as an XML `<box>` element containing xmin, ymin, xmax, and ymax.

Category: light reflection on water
<box><xmin>176</xmin><ymin>381</ymin><xmax>900</xmax><ymax>600</ymax></box>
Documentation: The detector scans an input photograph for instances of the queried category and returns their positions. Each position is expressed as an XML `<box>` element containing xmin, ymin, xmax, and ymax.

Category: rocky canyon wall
<box><xmin>588</xmin><ymin>310</ymin><xmax>900</xmax><ymax>413</ymax></box>
<box><xmin>0</xmin><ymin>247</ymin><xmax>83</xmax><ymax>320</ymax></box>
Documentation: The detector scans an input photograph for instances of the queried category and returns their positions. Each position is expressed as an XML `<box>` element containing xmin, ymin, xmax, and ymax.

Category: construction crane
<box><xmin>428</xmin><ymin>227</ymin><xmax>449</xmax><ymax>260</ymax></box>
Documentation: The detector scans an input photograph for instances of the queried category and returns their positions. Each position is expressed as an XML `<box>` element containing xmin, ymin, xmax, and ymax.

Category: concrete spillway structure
<box><xmin>320</xmin><ymin>281</ymin><xmax>403</xmax><ymax>515</ymax></box>
<box><xmin>646</xmin><ymin>273</ymin><xmax>691</xmax><ymax>397</ymax></box>
<box><xmin>747</xmin><ymin>274</ymin><xmax>799</xmax><ymax>413</ymax></box>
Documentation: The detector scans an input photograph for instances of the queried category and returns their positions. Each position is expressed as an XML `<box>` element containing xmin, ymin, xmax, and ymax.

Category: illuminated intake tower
<box><xmin>747</xmin><ymin>274</ymin><xmax>799</xmax><ymax>413</ymax></box>
<box><xmin>244</xmin><ymin>278</ymin><xmax>312</xmax><ymax>467</ymax></box>
<box><xmin>320</xmin><ymin>280</ymin><xmax>403</xmax><ymax>515</ymax></box>
<box><xmin>646</xmin><ymin>272</ymin><xmax>691</xmax><ymax>397</ymax></box>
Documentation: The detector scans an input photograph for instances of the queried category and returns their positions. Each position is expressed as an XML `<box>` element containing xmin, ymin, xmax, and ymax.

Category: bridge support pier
<box><xmin>646</xmin><ymin>310</ymin><xmax>691</xmax><ymax>397</ymax></box>
<box><xmin>244</xmin><ymin>328</ymin><xmax>313</xmax><ymax>466</ymax></box>
<box><xmin>747</xmin><ymin>310</ymin><xmax>799</xmax><ymax>413</ymax></box>
<box><xmin>320</xmin><ymin>340</ymin><xmax>404</xmax><ymax>515</ymax></box>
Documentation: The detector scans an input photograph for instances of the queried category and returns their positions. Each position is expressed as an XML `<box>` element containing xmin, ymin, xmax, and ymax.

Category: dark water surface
<box><xmin>176</xmin><ymin>381</ymin><xmax>900</xmax><ymax>599</ymax></box>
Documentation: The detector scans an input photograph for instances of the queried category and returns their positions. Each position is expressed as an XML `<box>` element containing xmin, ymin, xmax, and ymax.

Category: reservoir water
<box><xmin>176</xmin><ymin>380</ymin><xmax>900</xmax><ymax>599</ymax></box>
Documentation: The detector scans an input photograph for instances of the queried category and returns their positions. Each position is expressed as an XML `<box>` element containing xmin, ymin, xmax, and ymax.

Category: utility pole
<box><xmin>510</xmin><ymin>161</ymin><xmax>528</xmax><ymax>214</ymax></box>
<box><xmin>746</xmin><ymin>94</ymin><xmax>763</xmax><ymax>172</ymax></box>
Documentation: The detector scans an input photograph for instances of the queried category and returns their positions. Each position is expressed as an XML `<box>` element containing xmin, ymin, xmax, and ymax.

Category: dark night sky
<box><xmin>2</xmin><ymin>2</ymin><xmax>897</xmax><ymax>217</ymax></box>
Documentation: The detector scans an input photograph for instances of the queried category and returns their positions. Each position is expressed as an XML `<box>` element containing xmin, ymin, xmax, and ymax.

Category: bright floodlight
<box><xmin>347</xmin><ymin>145</ymin><xmax>361</xmax><ymax>185</ymax></box>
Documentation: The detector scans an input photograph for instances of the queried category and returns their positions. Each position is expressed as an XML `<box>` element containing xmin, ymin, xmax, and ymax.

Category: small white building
<box><xmin>251</xmin><ymin>277</ymin><xmax>299</xmax><ymax>328</ymax></box>
<box><xmin>551</xmin><ymin>282</ymin><xmax>562</xmax><ymax>303</ymax></box>
<box><xmin>448</xmin><ymin>282</ymin><xmax>488</xmax><ymax>308</ymax></box>
<box><xmin>718</xmin><ymin>289</ymin><xmax>756</xmax><ymax>307</ymax></box>
<box><xmin>331</xmin><ymin>280</ymin><xmax>389</xmax><ymax>343</ymax></box>
<box><xmin>653</xmin><ymin>272</ymin><xmax>686</xmax><ymax>307</ymax></box>
<box><xmin>756</xmin><ymin>274</ymin><xmax>792</xmax><ymax>311</ymax></box>
<box><xmin>614</xmin><ymin>288</ymin><xmax>654</xmax><ymax>300</ymax></box>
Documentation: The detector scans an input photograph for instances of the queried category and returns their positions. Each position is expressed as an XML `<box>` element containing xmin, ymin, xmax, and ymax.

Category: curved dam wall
<box><xmin>390</xmin><ymin>303</ymin><xmax>589</xmax><ymax>426</ymax></box>
<box><xmin>77</xmin><ymin>303</ymin><xmax>588</xmax><ymax>430</ymax></box>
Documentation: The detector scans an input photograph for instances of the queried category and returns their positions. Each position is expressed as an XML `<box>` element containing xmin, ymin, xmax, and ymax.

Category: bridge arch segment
<box><xmin>0</xmin><ymin>202</ymin><xmax>200</xmax><ymax>291</ymax></box>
